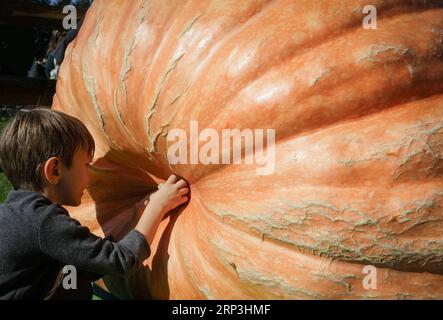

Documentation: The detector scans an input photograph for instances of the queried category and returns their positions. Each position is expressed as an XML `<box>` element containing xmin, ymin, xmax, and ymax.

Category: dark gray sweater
<box><xmin>0</xmin><ymin>189</ymin><xmax>150</xmax><ymax>299</ymax></box>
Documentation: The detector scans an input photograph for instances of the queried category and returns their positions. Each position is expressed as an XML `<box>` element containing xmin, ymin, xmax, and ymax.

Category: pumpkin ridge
<box><xmin>187</xmin><ymin>9</ymin><xmax>443</xmax><ymax>158</ymax></box>
<box><xmin>179</xmin><ymin>2</ymin><xmax>443</xmax><ymax>130</ymax></box>
<box><xmin>197</xmin><ymin>188</ymin><xmax>443</xmax><ymax>275</ymax></box>
<box><xmin>168</xmin><ymin>192</ymin><xmax>443</xmax><ymax>299</ymax></box>
<box><xmin>131</xmin><ymin>5</ymin><xmax>221</xmax><ymax>118</ymax></box>
<box><xmin>137</xmin><ymin>0</ymin><xmax>278</xmax><ymax>141</ymax></box>
<box><xmin>81</xmin><ymin>4</ymin><xmax>121</xmax><ymax>150</ymax></box>
<box><xmin>183</xmin><ymin>93</ymin><xmax>442</xmax><ymax>186</ymax></box>
<box><xmin>113</xmin><ymin>1</ymin><xmax>149</xmax><ymax>151</ymax></box>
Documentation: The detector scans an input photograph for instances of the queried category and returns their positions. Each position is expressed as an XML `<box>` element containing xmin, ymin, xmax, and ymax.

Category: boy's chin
<box><xmin>63</xmin><ymin>198</ymin><xmax>82</xmax><ymax>207</ymax></box>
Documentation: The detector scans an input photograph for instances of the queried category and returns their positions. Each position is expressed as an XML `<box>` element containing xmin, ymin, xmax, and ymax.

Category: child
<box><xmin>0</xmin><ymin>108</ymin><xmax>189</xmax><ymax>299</ymax></box>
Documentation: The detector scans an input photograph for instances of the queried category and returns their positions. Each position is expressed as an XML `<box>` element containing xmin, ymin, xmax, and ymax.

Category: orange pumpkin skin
<box><xmin>52</xmin><ymin>0</ymin><xmax>443</xmax><ymax>299</ymax></box>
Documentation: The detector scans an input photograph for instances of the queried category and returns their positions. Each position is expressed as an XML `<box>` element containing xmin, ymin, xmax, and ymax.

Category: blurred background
<box><xmin>0</xmin><ymin>0</ymin><xmax>91</xmax><ymax>201</ymax></box>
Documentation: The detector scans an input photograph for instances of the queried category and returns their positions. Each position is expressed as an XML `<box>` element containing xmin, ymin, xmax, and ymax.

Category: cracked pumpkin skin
<box><xmin>52</xmin><ymin>0</ymin><xmax>443</xmax><ymax>299</ymax></box>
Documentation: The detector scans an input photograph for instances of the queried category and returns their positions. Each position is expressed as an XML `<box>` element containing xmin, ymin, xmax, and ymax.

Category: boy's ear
<box><xmin>43</xmin><ymin>157</ymin><xmax>62</xmax><ymax>184</ymax></box>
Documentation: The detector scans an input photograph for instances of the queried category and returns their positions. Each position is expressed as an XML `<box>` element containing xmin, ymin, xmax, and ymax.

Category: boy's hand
<box><xmin>149</xmin><ymin>175</ymin><xmax>189</xmax><ymax>215</ymax></box>
<box><xmin>135</xmin><ymin>175</ymin><xmax>189</xmax><ymax>246</ymax></box>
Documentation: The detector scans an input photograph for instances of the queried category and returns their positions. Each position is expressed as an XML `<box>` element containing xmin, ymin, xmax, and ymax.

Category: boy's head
<box><xmin>0</xmin><ymin>108</ymin><xmax>95</xmax><ymax>206</ymax></box>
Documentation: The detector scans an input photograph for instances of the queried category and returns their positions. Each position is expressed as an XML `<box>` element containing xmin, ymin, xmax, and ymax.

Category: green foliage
<box><xmin>0</xmin><ymin>118</ymin><xmax>12</xmax><ymax>203</ymax></box>
<box><xmin>0</xmin><ymin>173</ymin><xmax>12</xmax><ymax>203</ymax></box>
<box><xmin>0</xmin><ymin>118</ymin><xmax>9</xmax><ymax>133</ymax></box>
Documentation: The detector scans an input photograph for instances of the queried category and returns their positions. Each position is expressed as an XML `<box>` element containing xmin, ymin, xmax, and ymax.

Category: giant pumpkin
<box><xmin>52</xmin><ymin>0</ymin><xmax>443</xmax><ymax>299</ymax></box>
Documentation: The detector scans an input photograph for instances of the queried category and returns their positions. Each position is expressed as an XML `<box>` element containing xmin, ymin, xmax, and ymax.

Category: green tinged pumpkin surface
<box><xmin>53</xmin><ymin>0</ymin><xmax>443</xmax><ymax>299</ymax></box>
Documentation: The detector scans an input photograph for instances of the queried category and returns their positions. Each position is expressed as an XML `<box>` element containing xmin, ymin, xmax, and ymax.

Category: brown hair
<box><xmin>0</xmin><ymin>108</ymin><xmax>95</xmax><ymax>192</ymax></box>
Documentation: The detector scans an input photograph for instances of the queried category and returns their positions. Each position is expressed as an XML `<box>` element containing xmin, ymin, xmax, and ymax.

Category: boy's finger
<box><xmin>179</xmin><ymin>187</ymin><xmax>189</xmax><ymax>194</ymax></box>
<box><xmin>166</xmin><ymin>174</ymin><xmax>177</xmax><ymax>184</ymax></box>
<box><xmin>175</xmin><ymin>179</ymin><xmax>187</xmax><ymax>189</ymax></box>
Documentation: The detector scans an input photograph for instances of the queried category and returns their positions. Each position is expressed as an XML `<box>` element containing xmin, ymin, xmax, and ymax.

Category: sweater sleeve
<box><xmin>38</xmin><ymin>204</ymin><xmax>150</xmax><ymax>276</ymax></box>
